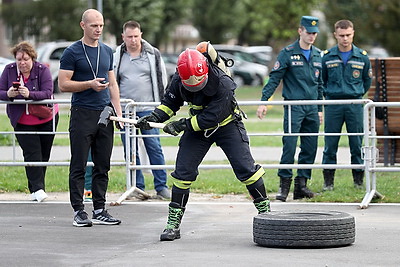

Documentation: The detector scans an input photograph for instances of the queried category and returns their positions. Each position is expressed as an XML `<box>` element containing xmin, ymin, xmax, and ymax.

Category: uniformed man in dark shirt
<box><xmin>257</xmin><ymin>16</ymin><xmax>324</xmax><ymax>202</ymax></box>
<box><xmin>321</xmin><ymin>20</ymin><xmax>372</xmax><ymax>191</ymax></box>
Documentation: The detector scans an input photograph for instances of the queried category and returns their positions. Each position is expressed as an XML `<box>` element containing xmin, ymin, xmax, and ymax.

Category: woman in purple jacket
<box><xmin>0</xmin><ymin>41</ymin><xmax>59</xmax><ymax>202</ymax></box>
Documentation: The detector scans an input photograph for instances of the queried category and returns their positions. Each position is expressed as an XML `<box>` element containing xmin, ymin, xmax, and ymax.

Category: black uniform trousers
<box><xmin>171</xmin><ymin>120</ymin><xmax>261</xmax><ymax>184</ymax></box>
<box><xmin>15</xmin><ymin>114</ymin><xmax>59</xmax><ymax>193</ymax></box>
<box><xmin>68</xmin><ymin>106</ymin><xmax>114</xmax><ymax>212</ymax></box>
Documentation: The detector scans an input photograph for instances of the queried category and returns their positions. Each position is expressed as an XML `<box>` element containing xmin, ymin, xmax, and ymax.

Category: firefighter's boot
<box><xmin>293</xmin><ymin>177</ymin><xmax>315</xmax><ymax>200</ymax></box>
<box><xmin>352</xmin><ymin>170</ymin><xmax>364</xmax><ymax>189</ymax></box>
<box><xmin>276</xmin><ymin>177</ymin><xmax>292</xmax><ymax>202</ymax></box>
<box><xmin>160</xmin><ymin>202</ymin><xmax>185</xmax><ymax>241</ymax></box>
<box><xmin>254</xmin><ymin>197</ymin><xmax>271</xmax><ymax>214</ymax></box>
<box><xmin>323</xmin><ymin>169</ymin><xmax>335</xmax><ymax>191</ymax></box>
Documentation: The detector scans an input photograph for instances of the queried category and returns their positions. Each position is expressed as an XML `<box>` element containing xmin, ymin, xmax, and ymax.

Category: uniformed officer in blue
<box><xmin>257</xmin><ymin>16</ymin><xmax>323</xmax><ymax>201</ymax></box>
<box><xmin>321</xmin><ymin>20</ymin><xmax>372</xmax><ymax>190</ymax></box>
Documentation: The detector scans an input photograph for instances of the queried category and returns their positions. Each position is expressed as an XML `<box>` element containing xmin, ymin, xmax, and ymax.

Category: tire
<box><xmin>253</xmin><ymin>210</ymin><xmax>355</xmax><ymax>248</ymax></box>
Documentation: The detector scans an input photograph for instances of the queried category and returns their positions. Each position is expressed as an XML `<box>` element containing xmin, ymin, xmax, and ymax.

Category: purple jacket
<box><xmin>0</xmin><ymin>61</ymin><xmax>54</xmax><ymax>127</ymax></box>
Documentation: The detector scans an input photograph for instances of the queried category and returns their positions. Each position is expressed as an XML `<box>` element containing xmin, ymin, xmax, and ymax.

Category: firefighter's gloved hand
<box><xmin>163</xmin><ymin>118</ymin><xmax>187</xmax><ymax>136</ymax></box>
<box><xmin>136</xmin><ymin>113</ymin><xmax>160</xmax><ymax>130</ymax></box>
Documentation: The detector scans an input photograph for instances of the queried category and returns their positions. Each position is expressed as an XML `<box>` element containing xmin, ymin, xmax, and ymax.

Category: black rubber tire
<box><xmin>253</xmin><ymin>210</ymin><xmax>355</xmax><ymax>248</ymax></box>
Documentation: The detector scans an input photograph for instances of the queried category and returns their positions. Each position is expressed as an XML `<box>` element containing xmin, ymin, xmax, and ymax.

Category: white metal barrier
<box><xmin>0</xmin><ymin>98</ymin><xmax>130</xmax><ymax>167</ymax></box>
<box><xmin>122</xmin><ymin>99</ymin><xmax>384</xmax><ymax>208</ymax></box>
<box><xmin>360</xmin><ymin>102</ymin><xmax>400</xmax><ymax>208</ymax></box>
<box><xmin>1</xmin><ymin>98</ymin><xmax>397</xmax><ymax>209</ymax></box>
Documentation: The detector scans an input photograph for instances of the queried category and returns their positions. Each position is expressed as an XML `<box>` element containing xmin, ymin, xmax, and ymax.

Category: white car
<box><xmin>212</xmin><ymin>44</ymin><xmax>272</xmax><ymax>67</ymax></box>
<box><xmin>0</xmin><ymin>56</ymin><xmax>13</xmax><ymax>76</ymax></box>
<box><xmin>37</xmin><ymin>41</ymin><xmax>73</xmax><ymax>93</ymax></box>
<box><xmin>218</xmin><ymin>51</ymin><xmax>268</xmax><ymax>87</ymax></box>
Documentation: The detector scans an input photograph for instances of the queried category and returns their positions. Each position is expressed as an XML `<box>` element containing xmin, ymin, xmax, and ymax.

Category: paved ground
<box><xmin>2</xmin><ymin>95</ymin><xmax>396</xmax><ymax>266</ymax></box>
<box><xmin>0</xmin><ymin>199</ymin><xmax>399</xmax><ymax>266</ymax></box>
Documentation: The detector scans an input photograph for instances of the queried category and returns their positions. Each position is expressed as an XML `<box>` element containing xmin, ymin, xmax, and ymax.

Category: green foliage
<box><xmin>103</xmin><ymin>0</ymin><xmax>192</xmax><ymax>47</ymax></box>
<box><xmin>0</xmin><ymin>86</ymin><xmax>399</xmax><ymax>203</ymax></box>
<box><xmin>152</xmin><ymin>0</ymin><xmax>194</xmax><ymax>48</ymax></box>
<box><xmin>192</xmin><ymin>0</ymin><xmax>247</xmax><ymax>43</ymax></box>
<box><xmin>103</xmin><ymin>0</ymin><xmax>164</xmax><ymax>45</ymax></box>
<box><xmin>237</xmin><ymin>0</ymin><xmax>321</xmax><ymax>48</ymax></box>
<box><xmin>324</xmin><ymin>0</ymin><xmax>400</xmax><ymax>56</ymax></box>
<box><xmin>0</xmin><ymin>115</ymin><xmax>14</xmax><ymax>146</ymax></box>
<box><xmin>0</xmin><ymin>0</ymin><xmax>85</xmax><ymax>43</ymax></box>
<box><xmin>2</xmin><ymin>165</ymin><xmax>399</xmax><ymax>203</ymax></box>
<box><xmin>2</xmin><ymin>0</ymin><xmax>400</xmax><ymax>56</ymax></box>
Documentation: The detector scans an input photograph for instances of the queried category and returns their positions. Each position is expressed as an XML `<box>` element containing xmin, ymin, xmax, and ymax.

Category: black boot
<box><xmin>254</xmin><ymin>197</ymin><xmax>271</xmax><ymax>214</ymax></box>
<box><xmin>322</xmin><ymin>169</ymin><xmax>335</xmax><ymax>191</ymax></box>
<box><xmin>276</xmin><ymin>177</ymin><xmax>292</xmax><ymax>202</ymax></box>
<box><xmin>293</xmin><ymin>177</ymin><xmax>315</xmax><ymax>200</ymax></box>
<box><xmin>160</xmin><ymin>202</ymin><xmax>185</xmax><ymax>241</ymax></box>
<box><xmin>352</xmin><ymin>170</ymin><xmax>364</xmax><ymax>189</ymax></box>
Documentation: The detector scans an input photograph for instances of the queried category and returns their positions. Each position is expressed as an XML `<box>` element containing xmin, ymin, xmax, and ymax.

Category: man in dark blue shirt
<box><xmin>59</xmin><ymin>9</ymin><xmax>122</xmax><ymax>227</ymax></box>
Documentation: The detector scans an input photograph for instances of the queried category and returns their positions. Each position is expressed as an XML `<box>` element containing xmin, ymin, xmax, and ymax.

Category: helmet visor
<box><xmin>182</xmin><ymin>74</ymin><xmax>208</xmax><ymax>92</ymax></box>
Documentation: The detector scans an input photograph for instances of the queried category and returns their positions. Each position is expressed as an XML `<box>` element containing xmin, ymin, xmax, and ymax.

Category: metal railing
<box><xmin>122</xmin><ymin>99</ymin><xmax>377</xmax><ymax>208</ymax></box>
<box><xmin>1</xmin><ymin>98</ymin><xmax>397</xmax><ymax>209</ymax></box>
<box><xmin>360</xmin><ymin>102</ymin><xmax>400</xmax><ymax>208</ymax></box>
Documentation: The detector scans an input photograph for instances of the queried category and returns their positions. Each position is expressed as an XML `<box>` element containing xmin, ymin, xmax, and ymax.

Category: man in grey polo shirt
<box><xmin>114</xmin><ymin>20</ymin><xmax>170</xmax><ymax>199</ymax></box>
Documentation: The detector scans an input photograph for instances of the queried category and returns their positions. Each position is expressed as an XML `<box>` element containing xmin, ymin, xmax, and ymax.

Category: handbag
<box><xmin>28</xmin><ymin>104</ymin><xmax>53</xmax><ymax>119</ymax></box>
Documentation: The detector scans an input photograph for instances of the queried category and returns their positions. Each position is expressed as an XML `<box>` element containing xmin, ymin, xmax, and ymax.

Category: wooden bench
<box><xmin>367</xmin><ymin>58</ymin><xmax>400</xmax><ymax>165</ymax></box>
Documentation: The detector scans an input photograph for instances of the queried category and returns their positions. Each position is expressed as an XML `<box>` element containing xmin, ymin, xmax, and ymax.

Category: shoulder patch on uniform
<box><xmin>362</xmin><ymin>50</ymin><xmax>368</xmax><ymax>55</ymax></box>
<box><xmin>273</xmin><ymin>61</ymin><xmax>281</xmax><ymax>70</ymax></box>
<box><xmin>285</xmin><ymin>45</ymin><xmax>294</xmax><ymax>51</ymax></box>
<box><xmin>323</xmin><ymin>50</ymin><xmax>329</xmax><ymax>54</ymax></box>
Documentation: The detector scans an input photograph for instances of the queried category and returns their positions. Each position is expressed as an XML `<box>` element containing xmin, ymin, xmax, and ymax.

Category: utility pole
<box><xmin>97</xmin><ymin>0</ymin><xmax>103</xmax><ymax>13</ymax></box>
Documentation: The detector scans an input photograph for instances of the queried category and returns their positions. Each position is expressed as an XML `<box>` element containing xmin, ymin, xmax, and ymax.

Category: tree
<box><xmin>153</xmin><ymin>0</ymin><xmax>193</xmax><ymax>50</ymax></box>
<box><xmin>103</xmin><ymin>0</ymin><xmax>164</xmax><ymax>46</ymax></box>
<box><xmin>192</xmin><ymin>0</ymin><xmax>247</xmax><ymax>44</ymax></box>
<box><xmin>324</xmin><ymin>0</ymin><xmax>400</xmax><ymax>56</ymax></box>
<box><xmin>1</xmin><ymin>0</ymin><xmax>190</xmax><ymax>50</ymax></box>
<box><xmin>1</xmin><ymin>0</ymin><xmax>85</xmax><ymax>44</ymax></box>
<box><xmin>237</xmin><ymin>0</ymin><xmax>322</xmax><ymax>49</ymax></box>
<box><xmin>103</xmin><ymin>0</ymin><xmax>191</xmax><ymax>48</ymax></box>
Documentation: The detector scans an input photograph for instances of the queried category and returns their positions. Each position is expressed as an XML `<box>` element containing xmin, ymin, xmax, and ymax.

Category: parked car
<box><xmin>218</xmin><ymin>52</ymin><xmax>268</xmax><ymax>87</ymax></box>
<box><xmin>37</xmin><ymin>41</ymin><xmax>73</xmax><ymax>93</ymax></box>
<box><xmin>244</xmin><ymin>46</ymin><xmax>273</xmax><ymax>66</ymax></box>
<box><xmin>0</xmin><ymin>56</ymin><xmax>13</xmax><ymax>76</ymax></box>
<box><xmin>368</xmin><ymin>47</ymin><xmax>390</xmax><ymax>58</ymax></box>
<box><xmin>161</xmin><ymin>53</ymin><xmax>179</xmax><ymax>81</ymax></box>
<box><xmin>161</xmin><ymin>50</ymin><xmax>268</xmax><ymax>88</ymax></box>
<box><xmin>212</xmin><ymin>44</ymin><xmax>272</xmax><ymax>67</ymax></box>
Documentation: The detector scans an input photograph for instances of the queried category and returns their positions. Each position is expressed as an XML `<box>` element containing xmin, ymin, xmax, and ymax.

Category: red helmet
<box><xmin>177</xmin><ymin>48</ymin><xmax>209</xmax><ymax>92</ymax></box>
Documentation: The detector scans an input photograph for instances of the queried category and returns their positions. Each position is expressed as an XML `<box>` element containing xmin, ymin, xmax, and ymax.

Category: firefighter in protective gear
<box><xmin>137</xmin><ymin>48</ymin><xmax>270</xmax><ymax>241</ymax></box>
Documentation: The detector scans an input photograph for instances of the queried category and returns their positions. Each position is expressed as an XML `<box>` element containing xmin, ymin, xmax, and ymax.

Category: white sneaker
<box><xmin>34</xmin><ymin>189</ymin><xmax>48</xmax><ymax>203</ymax></box>
<box><xmin>31</xmin><ymin>192</ymin><xmax>36</xmax><ymax>201</ymax></box>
